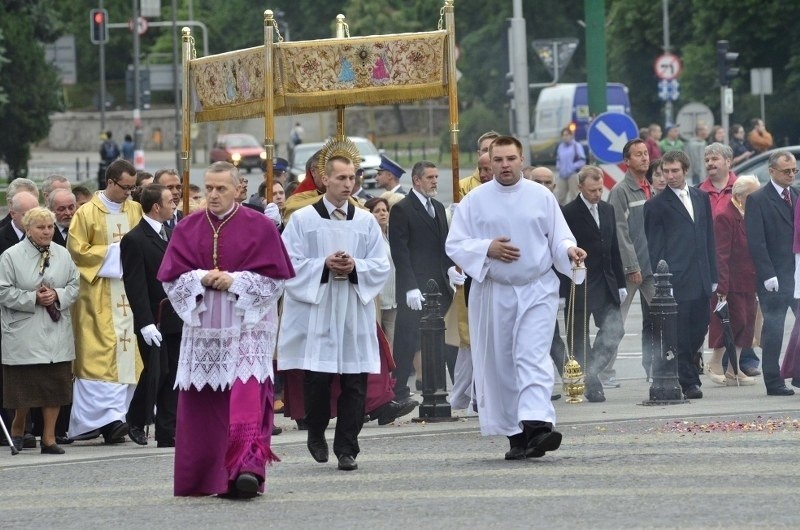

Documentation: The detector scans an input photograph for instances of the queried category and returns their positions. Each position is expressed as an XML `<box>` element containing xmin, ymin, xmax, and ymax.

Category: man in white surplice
<box><xmin>446</xmin><ymin>136</ymin><xmax>586</xmax><ymax>461</ymax></box>
<box><xmin>279</xmin><ymin>142</ymin><xmax>390</xmax><ymax>472</ymax></box>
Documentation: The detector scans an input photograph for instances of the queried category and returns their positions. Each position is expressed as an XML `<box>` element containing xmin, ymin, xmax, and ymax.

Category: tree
<box><xmin>0</xmin><ymin>1</ymin><xmax>61</xmax><ymax>179</ymax></box>
<box><xmin>0</xmin><ymin>28</ymin><xmax>9</xmax><ymax>108</ymax></box>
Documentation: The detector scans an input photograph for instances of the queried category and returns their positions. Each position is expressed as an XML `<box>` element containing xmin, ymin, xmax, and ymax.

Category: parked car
<box><xmin>210</xmin><ymin>133</ymin><xmax>267</xmax><ymax>173</ymax></box>
<box><xmin>732</xmin><ymin>145</ymin><xmax>800</xmax><ymax>186</ymax></box>
<box><xmin>289</xmin><ymin>136</ymin><xmax>382</xmax><ymax>188</ymax></box>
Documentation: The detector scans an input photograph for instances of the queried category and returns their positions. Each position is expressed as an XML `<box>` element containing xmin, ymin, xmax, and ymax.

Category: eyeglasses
<box><xmin>111</xmin><ymin>180</ymin><xmax>137</xmax><ymax>192</ymax></box>
<box><xmin>771</xmin><ymin>167</ymin><xmax>799</xmax><ymax>176</ymax></box>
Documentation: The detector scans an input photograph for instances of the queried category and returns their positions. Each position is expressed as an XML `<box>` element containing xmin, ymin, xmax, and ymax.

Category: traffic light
<box><xmin>716</xmin><ymin>40</ymin><xmax>739</xmax><ymax>87</ymax></box>
<box><xmin>90</xmin><ymin>8</ymin><xmax>109</xmax><ymax>45</ymax></box>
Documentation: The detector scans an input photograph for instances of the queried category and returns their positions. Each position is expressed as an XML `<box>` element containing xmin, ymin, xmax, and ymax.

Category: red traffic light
<box><xmin>94</xmin><ymin>12</ymin><xmax>105</xmax><ymax>24</ymax></box>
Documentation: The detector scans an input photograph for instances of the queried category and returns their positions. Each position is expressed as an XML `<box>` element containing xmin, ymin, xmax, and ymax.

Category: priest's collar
<box><xmin>99</xmin><ymin>191</ymin><xmax>123</xmax><ymax>212</ymax></box>
<box><xmin>210</xmin><ymin>203</ymin><xmax>236</xmax><ymax>220</ymax></box>
<box><xmin>491</xmin><ymin>175</ymin><xmax>524</xmax><ymax>191</ymax></box>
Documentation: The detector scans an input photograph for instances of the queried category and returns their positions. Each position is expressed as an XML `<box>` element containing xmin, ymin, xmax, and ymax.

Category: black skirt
<box><xmin>2</xmin><ymin>361</ymin><xmax>72</xmax><ymax>409</ymax></box>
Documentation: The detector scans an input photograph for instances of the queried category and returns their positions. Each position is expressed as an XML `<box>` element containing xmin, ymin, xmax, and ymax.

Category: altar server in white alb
<box><xmin>279</xmin><ymin>137</ymin><xmax>390</xmax><ymax>472</ymax></box>
<box><xmin>446</xmin><ymin>135</ymin><xmax>586</xmax><ymax>461</ymax></box>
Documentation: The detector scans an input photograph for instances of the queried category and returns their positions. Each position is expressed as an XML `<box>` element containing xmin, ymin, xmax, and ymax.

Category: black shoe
<box><xmin>766</xmin><ymin>385</ymin><xmax>795</xmax><ymax>396</ymax></box>
<box><xmin>337</xmin><ymin>455</ymin><xmax>358</xmax><ymax>471</ymax></box>
<box><xmin>156</xmin><ymin>439</ymin><xmax>176</xmax><ymax>448</ymax></box>
<box><xmin>56</xmin><ymin>435</ymin><xmax>73</xmax><ymax>445</ymax></box>
<box><xmin>550</xmin><ymin>393</ymin><xmax>562</xmax><ymax>401</ymax></box>
<box><xmin>369</xmin><ymin>398</ymin><xmax>419</xmax><ymax>425</ymax></box>
<box><xmin>296</xmin><ymin>418</ymin><xmax>308</xmax><ymax>431</ymax></box>
<box><xmin>504</xmin><ymin>446</ymin><xmax>527</xmax><ymax>460</ymax></box>
<box><xmin>41</xmin><ymin>443</ymin><xmax>65</xmax><ymax>455</ymax></box>
<box><xmin>272</xmin><ymin>426</ymin><xmax>283</xmax><ymax>436</ymax></box>
<box><xmin>22</xmin><ymin>433</ymin><xmax>37</xmax><ymax>449</ymax></box>
<box><xmin>234</xmin><ymin>473</ymin><xmax>260</xmax><ymax>499</ymax></box>
<box><xmin>102</xmin><ymin>421</ymin><xmax>129</xmax><ymax>444</ymax></box>
<box><xmin>742</xmin><ymin>367</ymin><xmax>761</xmax><ymax>377</ymax></box>
<box><xmin>69</xmin><ymin>428</ymin><xmax>101</xmax><ymax>442</ymax></box>
<box><xmin>10</xmin><ymin>436</ymin><xmax>23</xmax><ymax>451</ymax></box>
<box><xmin>307</xmin><ymin>436</ymin><xmax>329</xmax><ymax>463</ymax></box>
<box><xmin>585</xmin><ymin>389</ymin><xmax>606</xmax><ymax>403</ymax></box>
<box><xmin>128</xmin><ymin>425</ymin><xmax>148</xmax><ymax>446</ymax></box>
<box><xmin>526</xmin><ymin>430</ymin><xmax>562</xmax><ymax>458</ymax></box>
<box><xmin>683</xmin><ymin>385</ymin><xmax>703</xmax><ymax>399</ymax></box>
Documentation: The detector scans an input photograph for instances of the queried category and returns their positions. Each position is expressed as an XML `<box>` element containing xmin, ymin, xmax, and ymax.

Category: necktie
<box><xmin>332</xmin><ymin>208</ymin><xmax>346</xmax><ymax>221</ymax></box>
<box><xmin>783</xmin><ymin>188</ymin><xmax>793</xmax><ymax>209</ymax></box>
<box><xmin>680</xmin><ymin>189</ymin><xmax>694</xmax><ymax>221</ymax></box>
<box><xmin>159</xmin><ymin>225</ymin><xmax>169</xmax><ymax>241</ymax></box>
<box><xmin>590</xmin><ymin>204</ymin><xmax>600</xmax><ymax>227</ymax></box>
<box><xmin>426</xmin><ymin>198</ymin><xmax>435</xmax><ymax>218</ymax></box>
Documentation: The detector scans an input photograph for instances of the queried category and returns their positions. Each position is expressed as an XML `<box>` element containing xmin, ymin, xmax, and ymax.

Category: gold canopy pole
<box><xmin>180</xmin><ymin>27</ymin><xmax>193</xmax><ymax>215</ymax></box>
<box><xmin>335</xmin><ymin>14</ymin><xmax>348</xmax><ymax>139</ymax></box>
<box><xmin>264</xmin><ymin>10</ymin><xmax>276</xmax><ymax>203</ymax></box>
<box><xmin>444</xmin><ymin>0</ymin><xmax>460</xmax><ymax>202</ymax></box>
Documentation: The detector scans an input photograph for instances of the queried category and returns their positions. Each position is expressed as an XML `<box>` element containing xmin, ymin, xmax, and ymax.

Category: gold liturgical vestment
<box><xmin>68</xmin><ymin>193</ymin><xmax>143</xmax><ymax>384</ymax></box>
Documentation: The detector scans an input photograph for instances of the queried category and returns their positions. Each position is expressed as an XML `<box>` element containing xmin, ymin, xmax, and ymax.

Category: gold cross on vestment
<box><xmin>116</xmin><ymin>294</ymin><xmax>130</xmax><ymax>316</ymax></box>
<box><xmin>112</xmin><ymin>224</ymin><xmax>125</xmax><ymax>242</ymax></box>
<box><xmin>119</xmin><ymin>328</ymin><xmax>131</xmax><ymax>352</ymax></box>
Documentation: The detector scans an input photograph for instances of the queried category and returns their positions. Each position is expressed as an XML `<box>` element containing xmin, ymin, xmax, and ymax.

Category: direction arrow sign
<box><xmin>587</xmin><ymin>112</ymin><xmax>639</xmax><ymax>164</ymax></box>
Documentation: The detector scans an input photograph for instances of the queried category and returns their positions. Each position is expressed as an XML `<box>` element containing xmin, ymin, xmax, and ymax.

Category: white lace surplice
<box><xmin>163</xmin><ymin>270</ymin><xmax>284</xmax><ymax>391</ymax></box>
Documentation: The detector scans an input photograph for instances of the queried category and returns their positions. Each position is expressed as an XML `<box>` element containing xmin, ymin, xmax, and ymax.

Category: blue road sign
<box><xmin>586</xmin><ymin>112</ymin><xmax>639</xmax><ymax>164</ymax></box>
<box><xmin>658</xmin><ymin>79</ymin><xmax>680</xmax><ymax>102</ymax></box>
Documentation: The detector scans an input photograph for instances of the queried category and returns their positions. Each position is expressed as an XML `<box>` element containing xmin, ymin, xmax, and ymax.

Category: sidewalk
<box><xmin>3</xmin><ymin>376</ymin><xmax>798</xmax><ymax>468</ymax></box>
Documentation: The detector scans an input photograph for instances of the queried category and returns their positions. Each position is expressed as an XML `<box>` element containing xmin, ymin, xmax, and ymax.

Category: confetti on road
<box><xmin>654</xmin><ymin>416</ymin><xmax>800</xmax><ymax>434</ymax></box>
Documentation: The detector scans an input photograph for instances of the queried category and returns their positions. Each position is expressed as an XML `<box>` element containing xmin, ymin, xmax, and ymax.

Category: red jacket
<box><xmin>714</xmin><ymin>199</ymin><xmax>755</xmax><ymax>296</ymax></box>
<box><xmin>699</xmin><ymin>172</ymin><xmax>737</xmax><ymax>218</ymax></box>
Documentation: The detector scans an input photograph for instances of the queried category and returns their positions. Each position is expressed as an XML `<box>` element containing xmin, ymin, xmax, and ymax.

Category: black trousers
<box><xmin>126</xmin><ymin>332</ymin><xmax>180</xmax><ymax>442</ymax></box>
<box><xmin>757</xmin><ymin>290</ymin><xmax>795</xmax><ymax>390</ymax></box>
<box><xmin>392</xmin><ymin>303</ymin><xmax>457</xmax><ymax>400</ymax></box>
<box><xmin>566</xmin><ymin>287</ymin><xmax>625</xmax><ymax>392</ymax></box>
<box><xmin>304</xmin><ymin>371</ymin><xmax>367</xmax><ymax>458</ymax></box>
<box><xmin>676</xmin><ymin>296</ymin><xmax>711</xmax><ymax>391</ymax></box>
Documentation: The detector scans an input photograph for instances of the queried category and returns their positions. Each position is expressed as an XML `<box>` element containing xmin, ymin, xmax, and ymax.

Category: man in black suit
<box><xmin>47</xmin><ymin>188</ymin><xmax>77</xmax><ymax>248</ymax></box>
<box><xmin>745</xmin><ymin>150</ymin><xmax>799</xmax><ymax>396</ymax></box>
<box><xmin>0</xmin><ymin>178</ymin><xmax>38</xmax><ymax>229</ymax></box>
<box><xmin>389</xmin><ymin>161</ymin><xmax>463</xmax><ymax>399</ymax></box>
<box><xmin>561</xmin><ymin>166</ymin><xmax>627</xmax><ymax>403</ymax></box>
<box><xmin>0</xmin><ymin>191</ymin><xmax>40</xmax><ymax>447</ymax></box>
<box><xmin>153</xmin><ymin>169</ymin><xmax>184</xmax><ymax>229</ymax></box>
<box><xmin>644</xmin><ymin>150</ymin><xmax>718</xmax><ymax>399</ymax></box>
<box><xmin>121</xmin><ymin>184</ymin><xmax>183</xmax><ymax>446</ymax></box>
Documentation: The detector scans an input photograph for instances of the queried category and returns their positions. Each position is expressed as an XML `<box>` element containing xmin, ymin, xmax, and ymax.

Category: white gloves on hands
<box><xmin>447</xmin><ymin>266</ymin><xmax>466</xmax><ymax>287</ymax></box>
<box><xmin>764</xmin><ymin>277</ymin><xmax>779</xmax><ymax>292</ymax></box>
<box><xmin>618</xmin><ymin>288</ymin><xmax>628</xmax><ymax>305</ymax></box>
<box><xmin>406</xmin><ymin>289</ymin><xmax>425</xmax><ymax>311</ymax></box>
<box><xmin>264</xmin><ymin>202</ymin><xmax>282</xmax><ymax>226</ymax></box>
<box><xmin>141</xmin><ymin>324</ymin><xmax>162</xmax><ymax>347</ymax></box>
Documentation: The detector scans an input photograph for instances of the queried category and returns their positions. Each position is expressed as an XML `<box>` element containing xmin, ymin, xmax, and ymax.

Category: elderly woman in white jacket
<box><xmin>0</xmin><ymin>207</ymin><xmax>79</xmax><ymax>454</ymax></box>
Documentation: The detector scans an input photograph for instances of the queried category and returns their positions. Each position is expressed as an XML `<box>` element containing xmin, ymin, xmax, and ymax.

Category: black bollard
<box><xmin>413</xmin><ymin>279</ymin><xmax>457</xmax><ymax>422</ymax></box>
<box><xmin>644</xmin><ymin>260</ymin><xmax>687</xmax><ymax>405</ymax></box>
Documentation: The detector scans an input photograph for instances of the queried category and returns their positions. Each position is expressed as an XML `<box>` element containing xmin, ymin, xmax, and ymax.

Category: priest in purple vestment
<box><xmin>158</xmin><ymin>161</ymin><xmax>294</xmax><ymax>498</ymax></box>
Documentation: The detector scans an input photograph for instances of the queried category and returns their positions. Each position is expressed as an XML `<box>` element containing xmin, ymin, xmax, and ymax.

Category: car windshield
<box><xmin>225</xmin><ymin>135</ymin><xmax>260</xmax><ymax>148</ymax></box>
<box><xmin>353</xmin><ymin>139</ymin><xmax>379</xmax><ymax>156</ymax></box>
<box><xmin>292</xmin><ymin>144</ymin><xmax>323</xmax><ymax>169</ymax></box>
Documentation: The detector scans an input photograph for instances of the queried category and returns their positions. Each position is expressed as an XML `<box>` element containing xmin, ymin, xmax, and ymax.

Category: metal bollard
<box><xmin>413</xmin><ymin>279</ymin><xmax>457</xmax><ymax>422</ymax></box>
<box><xmin>644</xmin><ymin>260</ymin><xmax>687</xmax><ymax>405</ymax></box>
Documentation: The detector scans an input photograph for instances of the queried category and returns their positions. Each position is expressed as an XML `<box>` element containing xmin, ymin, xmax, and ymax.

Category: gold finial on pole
<box><xmin>264</xmin><ymin>9</ymin><xmax>274</xmax><ymax>22</ymax></box>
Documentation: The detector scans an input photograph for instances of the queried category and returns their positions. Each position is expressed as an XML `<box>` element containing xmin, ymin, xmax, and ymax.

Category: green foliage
<box><xmin>441</xmin><ymin>102</ymin><xmax>508</xmax><ymax>153</ymax></box>
<box><xmin>0</xmin><ymin>1</ymin><xmax>61</xmax><ymax>178</ymax></box>
<box><xmin>0</xmin><ymin>28</ymin><xmax>9</xmax><ymax>108</ymax></box>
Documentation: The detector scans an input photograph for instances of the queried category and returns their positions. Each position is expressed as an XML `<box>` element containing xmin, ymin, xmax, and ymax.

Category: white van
<box><xmin>530</xmin><ymin>83</ymin><xmax>631</xmax><ymax>164</ymax></box>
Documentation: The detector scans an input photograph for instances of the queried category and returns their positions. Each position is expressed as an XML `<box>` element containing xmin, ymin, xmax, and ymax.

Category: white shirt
<box><xmin>579</xmin><ymin>194</ymin><xmax>599</xmax><ymax>226</ymax></box>
<box><xmin>322</xmin><ymin>196</ymin><xmax>348</xmax><ymax>217</ymax></box>
<box><xmin>669</xmin><ymin>184</ymin><xmax>694</xmax><ymax>220</ymax></box>
<box><xmin>142</xmin><ymin>214</ymin><xmax>164</xmax><ymax>236</ymax></box>
<box><xmin>771</xmin><ymin>179</ymin><xmax>790</xmax><ymax>198</ymax></box>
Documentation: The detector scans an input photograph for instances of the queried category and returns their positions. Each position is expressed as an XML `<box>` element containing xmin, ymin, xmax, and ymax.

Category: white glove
<box><xmin>618</xmin><ymin>288</ymin><xmax>628</xmax><ymax>305</ymax></box>
<box><xmin>558</xmin><ymin>298</ymin><xmax>566</xmax><ymax>311</ymax></box>
<box><xmin>406</xmin><ymin>289</ymin><xmax>425</xmax><ymax>311</ymax></box>
<box><xmin>141</xmin><ymin>324</ymin><xmax>162</xmax><ymax>347</ymax></box>
<box><xmin>447</xmin><ymin>266</ymin><xmax>466</xmax><ymax>287</ymax></box>
<box><xmin>764</xmin><ymin>277</ymin><xmax>779</xmax><ymax>292</ymax></box>
<box><xmin>711</xmin><ymin>283</ymin><xmax>718</xmax><ymax>293</ymax></box>
<box><xmin>264</xmin><ymin>202</ymin><xmax>282</xmax><ymax>226</ymax></box>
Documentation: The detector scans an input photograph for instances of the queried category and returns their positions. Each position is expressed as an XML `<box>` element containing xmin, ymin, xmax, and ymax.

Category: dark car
<box><xmin>210</xmin><ymin>133</ymin><xmax>267</xmax><ymax>173</ymax></box>
<box><xmin>732</xmin><ymin>145</ymin><xmax>800</xmax><ymax>186</ymax></box>
<box><xmin>289</xmin><ymin>136</ymin><xmax>382</xmax><ymax>188</ymax></box>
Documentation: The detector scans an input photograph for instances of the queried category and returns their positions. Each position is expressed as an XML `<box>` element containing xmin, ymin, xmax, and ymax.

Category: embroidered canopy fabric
<box><xmin>190</xmin><ymin>31</ymin><xmax>448</xmax><ymax>122</ymax></box>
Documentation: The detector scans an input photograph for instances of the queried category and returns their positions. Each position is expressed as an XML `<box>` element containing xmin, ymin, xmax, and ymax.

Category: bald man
<box><xmin>523</xmin><ymin>166</ymin><xmax>557</xmax><ymax>192</ymax></box>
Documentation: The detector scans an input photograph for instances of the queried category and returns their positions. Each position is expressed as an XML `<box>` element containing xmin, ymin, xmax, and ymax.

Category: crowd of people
<box><xmin>1</xmin><ymin>123</ymin><xmax>798</xmax><ymax>500</ymax></box>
